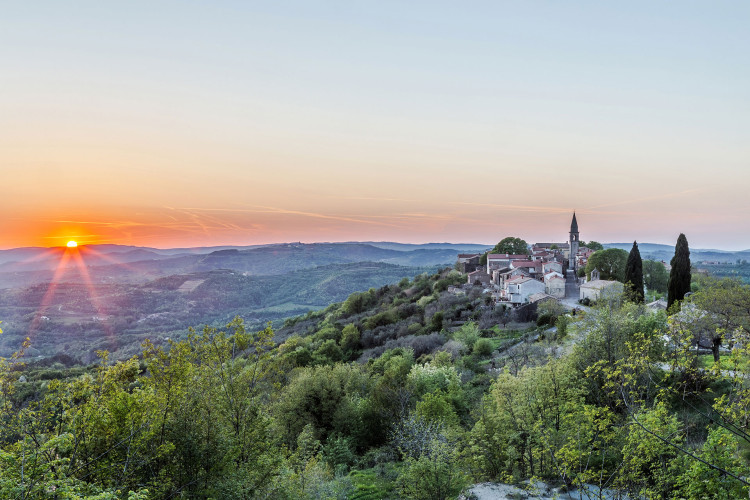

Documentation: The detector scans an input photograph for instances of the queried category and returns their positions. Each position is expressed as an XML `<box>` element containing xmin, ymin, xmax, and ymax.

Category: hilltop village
<box><xmin>455</xmin><ymin>213</ymin><xmax>623</xmax><ymax>307</ymax></box>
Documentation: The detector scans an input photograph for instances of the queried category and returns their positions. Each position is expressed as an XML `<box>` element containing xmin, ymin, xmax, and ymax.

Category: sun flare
<box><xmin>67</xmin><ymin>240</ymin><xmax>78</xmax><ymax>248</ymax></box>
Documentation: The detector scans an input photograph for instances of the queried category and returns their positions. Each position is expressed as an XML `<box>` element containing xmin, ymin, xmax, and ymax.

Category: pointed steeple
<box><xmin>569</xmin><ymin>212</ymin><xmax>580</xmax><ymax>271</ymax></box>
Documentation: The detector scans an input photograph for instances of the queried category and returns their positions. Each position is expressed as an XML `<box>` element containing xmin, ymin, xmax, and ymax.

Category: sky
<box><xmin>2</xmin><ymin>1</ymin><xmax>749</xmax><ymax>250</ymax></box>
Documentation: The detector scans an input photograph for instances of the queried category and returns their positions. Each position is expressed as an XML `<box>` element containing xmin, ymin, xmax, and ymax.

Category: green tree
<box><xmin>428</xmin><ymin>311</ymin><xmax>444</xmax><ymax>332</ymax></box>
<box><xmin>624</xmin><ymin>241</ymin><xmax>644</xmax><ymax>303</ymax></box>
<box><xmin>675</xmin><ymin>427</ymin><xmax>748</xmax><ymax>499</ymax></box>
<box><xmin>691</xmin><ymin>277</ymin><xmax>750</xmax><ymax>362</ymax></box>
<box><xmin>536</xmin><ymin>299</ymin><xmax>566</xmax><ymax>326</ymax></box>
<box><xmin>473</xmin><ymin>338</ymin><xmax>493</xmax><ymax>357</ymax></box>
<box><xmin>584</xmin><ymin>248</ymin><xmax>628</xmax><ymax>281</ymax></box>
<box><xmin>273</xmin><ymin>363</ymin><xmax>371</xmax><ymax>448</ymax></box>
<box><xmin>339</xmin><ymin>323</ymin><xmax>360</xmax><ymax>355</ymax></box>
<box><xmin>453</xmin><ymin>321</ymin><xmax>480</xmax><ymax>351</ymax></box>
<box><xmin>667</xmin><ymin>233</ymin><xmax>691</xmax><ymax>310</ymax></box>
<box><xmin>583</xmin><ymin>241</ymin><xmax>604</xmax><ymax>251</ymax></box>
<box><xmin>642</xmin><ymin>260</ymin><xmax>668</xmax><ymax>294</ymax></box>
<box><xmin>616</xmin><ymin>402</ymin><xmax>682</xmax><ymax>498</ymax></box>
<box><xmin>489</xmin><ymin>237</ymin><xmax>529</xmax><ymax>255</ymax></box>
<box><xmin>416</xmin><ymin>391</ymin><xmax>460</xmax><ymax>427</ymax></box>
<box><xmin>397</xmin><ymin>437</ymin><xmax>467</xmax><ymax>500</ymax></box>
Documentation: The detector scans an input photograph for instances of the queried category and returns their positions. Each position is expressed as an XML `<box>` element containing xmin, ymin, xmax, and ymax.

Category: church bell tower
<box><xmin>569</xmin><ymin>212</ymin><xmax>579</xmax><ymax>271</ymax></box>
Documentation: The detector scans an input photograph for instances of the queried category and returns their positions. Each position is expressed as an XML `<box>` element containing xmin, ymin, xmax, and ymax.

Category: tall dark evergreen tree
<box><xmin>624</xmin><ymin>241</ymin><xmax>644</xmax><ymax>303</ymax></box>
<box><xmin>667</xmin><ymin>233</ymin><xmax>691</xmax><ymax>309</ymax></box>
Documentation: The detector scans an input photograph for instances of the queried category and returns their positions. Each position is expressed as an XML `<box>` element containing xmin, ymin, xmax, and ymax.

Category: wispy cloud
<box><xmin>450</xmin><ymin>202</ymin><xmax>573</xmax><ymax>214</ymax></box>
<box><xmin>584</xmin><ymin>189</ymin><xmax>700</xmax><ymax>210</ymax></box>
<box><xmin>173</xmin><ymin>205</ymin><xmax>405</xmax><ymax>228</ymax></box>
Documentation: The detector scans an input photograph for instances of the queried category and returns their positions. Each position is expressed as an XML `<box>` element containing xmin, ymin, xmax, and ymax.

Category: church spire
<box><xmin>569</xmin><ymin>212</ymin><xmax>580</xmax><ymax>271</ymax></box>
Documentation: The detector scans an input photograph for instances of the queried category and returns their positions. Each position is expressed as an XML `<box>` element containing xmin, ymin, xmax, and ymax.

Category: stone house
<box><xmin>467</xmin><ymin>269</ymin><xmax>491</xmax><ymax>286</ymax></box>
<box><xmin>487</xmin><ymin>253</ymin><xmax>529</xmax><ymax>273</ymax></box>
<box><xmin>510</xmin><ymin>260</ymin><xmax>544</xmax><ymax>281</ymax></box>
<box><xmin>528</xmin><ymin>293</ymin><xmax>558</xmax><ymax>304</ymax></box>
<box><xmin>492</xmin><ymin>266</ymin><xmax>529</xmax><ymax>287</ymax></box>
<box><xmin>544</xmin><ymin>272</ymin><xmax>566</xmax><ymax>298</ymax></box>
<box><xmin>505</xmin><ymin>276</ymin><xmax>546</xmax><ymax>305</ymax></box>
<box><xmin>457</xmin><ymin>253</ymin><xmax>482</xmax><ymax>273</ymax></box>
<box><xmin>542</xmin><ymin>261</ymin><xmax>563</xmax><ymax>275</ymax></box>
<box><xmin>580</xmin><ymin>279</ymin><xmax>624</xmax><ymax>302</ymax></box>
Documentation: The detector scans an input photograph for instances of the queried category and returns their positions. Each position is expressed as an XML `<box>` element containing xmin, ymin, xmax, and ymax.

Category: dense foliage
<box><xmin>3</xmin><ymin>266</ymin><xmax>750</xmax><ymax>499</ymax></box>
<box><xmin>488</xmin><ymin>237</ymin><xmax>529</xmax><ymax>256</ymax></box>
<box><xmin>582</xmin><ymin>241</ymin><xmax>603</xmax><ymax>251</ymax></box>
<box><xmin>643</xmin><ymin>259</ymin><xmax>669</xmax><ymax>294</ymax></box>
<box><xmin>584</xmin><ymin>248</ymin><xmax>628</xmax><ymax>281</ymax></box>
<box><xmin>479</xmin><ymin>237</ymin><xmax>528</xmax><ymax>265</ymax></box>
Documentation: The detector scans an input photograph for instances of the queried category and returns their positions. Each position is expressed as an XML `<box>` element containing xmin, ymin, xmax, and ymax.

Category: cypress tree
<box><xmin>625</xmin><ymin>241</ymin><xmax>644</xmax><ymax>303</ymax></box>
<box><xmin>667</xmin><ymin>233</ymin><xmax>691</xmax><ymax>309</ymax></box>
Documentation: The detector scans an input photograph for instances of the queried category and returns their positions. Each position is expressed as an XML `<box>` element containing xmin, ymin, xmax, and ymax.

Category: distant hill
<box><xmin>0</xmin><ymin>242</ymin><xmax>476</xmax><ymax>289</ymax></box>
<box><xmin>360</xmin><ymin>242</ymin><xmax>491</xmax><ymax>253</ymax></box>
<box><xmin>603</xmin><ymin>243</ymin><xmax>750</xmax><ymax>263</ymax></box>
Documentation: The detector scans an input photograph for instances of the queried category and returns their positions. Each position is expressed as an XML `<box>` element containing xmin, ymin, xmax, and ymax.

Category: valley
<box><xmin>0</xmin><ymin>242</ymin><xmax>485</xmax><ymax>360</ymax></box>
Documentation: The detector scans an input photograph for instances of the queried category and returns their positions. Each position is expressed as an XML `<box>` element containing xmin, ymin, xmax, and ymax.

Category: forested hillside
<box><xmin>4</xmin><ymin>268</ymin><xmax>750</xmax><ymax>499</ymax></box>
<box><xmin>0</xmin><ymin>262</ymin><xmax>439</xmax><ymax>361</ymax></box>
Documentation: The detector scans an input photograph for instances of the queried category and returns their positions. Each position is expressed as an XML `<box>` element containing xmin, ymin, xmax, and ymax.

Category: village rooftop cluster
<box><xmin>455</xmin><ymin>213</ymin><xmax>624</xmax><ymax>307</ymax></box>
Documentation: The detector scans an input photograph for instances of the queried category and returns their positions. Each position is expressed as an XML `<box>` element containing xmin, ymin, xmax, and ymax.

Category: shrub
<box><xmin>407</xmin><ymin>362</ymin><xmax>460</xmax><ymax>398</ymax></box>
<box><xmin>428</xmin><ymin>312</ymin><xmax>444</xmax><ymax>333</ymax></box>
<box><xmin>340</xmin><ymin>324</ymin><xmax>361</xmax><ymax>355</ymax></box>
<box><xmin>416</xmin><ymin>391</ymin><xmax>459</xmax><ymax>427</ymax></box>
<box><xmin>364</xmin><ymin>311</ymin><xmax>397</xmax><ymax>331</ymax></box>
<box><xmin>397</xmin><ymin>438</ymin><xmax>467</xmax><ymax>500</ymax></box>
<box><xmin>473</xmin><ymin>338</ymin><xmax>493</xmax><ymax>357</ymax></box>
<box><xmin>452</xmin><ymin>321</ymin><xmax>480</xmax><ymax>350</ymax></box>
<box><xmin>314</xmin><ymin>339</ymin><xmax>343</xmax><ymax>363</ymax></box>
<box><xmin>322</xmin><ymin>435</ymin><xmax>357</xmax><ymax>471</ymax></box>
<box><xmin>556</xmin><ymin>315</ymin><xmax>569</xmax><ymax>338</ymax></box>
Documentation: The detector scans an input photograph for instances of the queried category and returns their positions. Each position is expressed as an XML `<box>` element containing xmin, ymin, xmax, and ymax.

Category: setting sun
<box><xmin>66</xmin><ymin>240</ymin><xmax>78</xmax><ymax>248</ymax></box>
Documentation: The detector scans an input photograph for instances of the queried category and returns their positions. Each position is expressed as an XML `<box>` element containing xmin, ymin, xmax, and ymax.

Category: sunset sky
<box><xmin>2</xmin><ymin>2</ymin><xmax>749</xmax><ymax>250</ymax></box>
